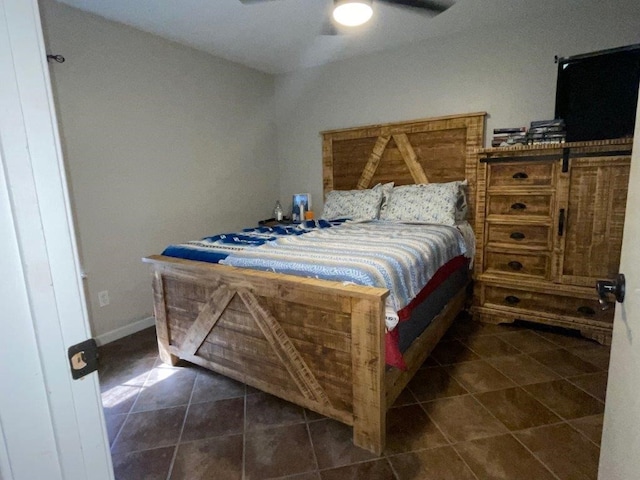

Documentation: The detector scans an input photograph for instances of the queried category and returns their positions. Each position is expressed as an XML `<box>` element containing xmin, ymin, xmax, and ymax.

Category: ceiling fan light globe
<box><xmin>332</xmin><ymin>1</ymin><xmax>373</xmax><ymax>27</ymax></box>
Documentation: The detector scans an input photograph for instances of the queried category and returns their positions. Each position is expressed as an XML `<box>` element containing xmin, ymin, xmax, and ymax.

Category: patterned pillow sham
<box><xmin>321</xmin><ymin>187</ymin><xmax>383</xmax><ymax>221</ymax></box>
<box><xmin>380</xmin><ymin>180</ymin><xmax>467</xmax><ymax>225</ymax></box>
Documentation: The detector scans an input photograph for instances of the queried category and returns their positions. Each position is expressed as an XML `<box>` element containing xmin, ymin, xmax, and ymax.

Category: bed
<box><xmin>143</xmin><ymin>112</ymin><xmax>485</xmax><ymax>454</ymax></box>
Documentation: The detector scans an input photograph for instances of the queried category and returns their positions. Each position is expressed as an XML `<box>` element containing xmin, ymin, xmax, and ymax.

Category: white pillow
<box><xmin>321</xmin><ymin>188</ymin><xmax>383</xmax><ymax>221</ymax></box>
<box><xmin>380</xmin><ymin>181</ymin><xmax>466</xmax><ymax>225</ymax></box>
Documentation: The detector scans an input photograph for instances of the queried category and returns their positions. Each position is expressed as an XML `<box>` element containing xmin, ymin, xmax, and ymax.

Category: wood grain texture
<box><xmin>237</xmin><ymin>288</ymin><xmax>332</xmax><ymax>407</ymax></box>
<box><xmin>473</xmin><ymin>139</ymin><xmax>632</xmax><ymax>345</ymax></box>
<box><xmin>350</xmin><ymin>296</ymin><xmax>386</xmax><ymax>454</ymax></box>
<box><xmin>393</xmin><ymin>133</ymin><xmax>429</xmax><ymax>184</ymax></box>
<box><xmin>357</xmin><ymin>136</ymin><xmax>390</xmax><ymax>189</ymax></box>
<box><xmin>152</xmin><ymin>270</ymin><xmax>178</xmax><ymax>365</ymax></box>
<box><xmin>560</xmin><ymin>156</ymin><xmax>630</xmax><ymax>286</ymax></box>
<box><xmin>180</xmin><ymin>283</ymin><xmax>234</xmax><ymax>356</ymax></box>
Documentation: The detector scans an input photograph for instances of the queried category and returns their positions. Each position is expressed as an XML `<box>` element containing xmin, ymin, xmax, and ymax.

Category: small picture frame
<box><xmin>292</xmin><ymin>193</ymin><xmax>311</xmax><ymax>222</ymax></box>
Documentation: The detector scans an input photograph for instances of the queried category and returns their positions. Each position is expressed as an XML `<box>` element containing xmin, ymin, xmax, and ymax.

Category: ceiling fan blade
<box><xmin>377</xmin><ymin>0</ymin><xmax>454</xmax><ymax>13</ymax></box>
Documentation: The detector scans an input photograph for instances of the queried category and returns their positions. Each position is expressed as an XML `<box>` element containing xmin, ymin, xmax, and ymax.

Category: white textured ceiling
<box><xmin>56</xmin><ymin>0</ymin><xmax>524</xmax><ymax>74</ymax></box>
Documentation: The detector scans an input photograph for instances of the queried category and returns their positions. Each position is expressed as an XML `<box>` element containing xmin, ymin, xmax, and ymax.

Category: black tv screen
<box><xmin>555</xmin><ymin>44</ymin><xmax>640</xmax><ymax>142</ymax></box>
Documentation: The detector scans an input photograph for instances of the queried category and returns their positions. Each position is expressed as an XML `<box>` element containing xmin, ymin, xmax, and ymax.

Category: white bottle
<box><xmin>274</xmin><ymin>201</ymin><xmax>283</xmax><ymax>221</ymax></box>
<box><xmin>299</xmin><ymin>201</ymin><xmax>305</xmax><ymax>222</ymax></box>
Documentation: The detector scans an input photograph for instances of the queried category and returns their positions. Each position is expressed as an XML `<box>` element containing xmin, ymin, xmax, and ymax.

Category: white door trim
<box><xmin>0</xmin><ymin>0</ymin><xmax>112</xmax><ymax>478</ymax></box>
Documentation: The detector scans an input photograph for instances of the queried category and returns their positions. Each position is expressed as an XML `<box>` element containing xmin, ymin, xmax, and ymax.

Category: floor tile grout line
<box><xmin>383</xmin><ymin>456</ymin><xmax>401</xmax><ymax>480</ymax></box>
<box><xmin>557</xmin><ymin>345</ymin><xmax>610</xmax><ymax>373</ymax></box>
<box><xmin>385</xmin><ymin>452</ymin><xmax>401</xmax><ymax>480</ymax></box>
<box><xmin>303</xmin><ymin>419</ymin><xmax>321</xmax><ymax>477</ymax></box>
<box><xmin>449</xmin><ymin>444</ymin><xmax>482</xmax><ymax>480</ymax></box>
<box><xmin>508</xmin><ymin>432</ymin><xmax>564</xmax><ymax>480</ymax></box>
<box><xmin>458</xmin><ymin>332</ymin><xmax>528</xmax><ymax>360</ymax></box>
<box><xmin>515</xmin><ymin>388</ymin><xmax>605</xmax><ymax>441</ymax></box>
<box><xmin>415</xmin><ymin>396</ymin><xmax>456</xmax><ymax>445</ymax></box>
<box><xmin>519</xmin><ymin>416</ymin><xmax>605</xmax><ymax>450</ymax></box>
<box><xmin>106</xmin><ymin>412</ymin><xmax>128</xmax><ymax>453</ymax></box>
<box><xmin>105</xmin><ymin>354</ymin><xmax>157</xmax><ymax>453</ymax></box>
<box><xmin>563</xmin><ymin>375</ymin><xmax>608</xmax><ymax>404</ymax></box>
<box><xmin>466</xmin><ymin>387</ymin><xmax>546</xmax><ymax>443</ymax></box>
<box><xmin>420</xmin><ymin>393</ymin><xmax>511</xmax><ymax>445</ymax></box>
<box><xmin>516</xmin><ymin>348</ymin><xmax>609</xmax><ymax>406</ymax></box>
<box><xmin>468</xmin><ymin>376</ymin><xmax>604</xmax><ymax>457</ymax></box>
<box><xmin>443</xmin><ymin>358</ymin><xmax>518</xmax><ymax>393</ymax></box>
<box><xmin>502</xmin><ymin>383</ymin><xmax>569</xmax><ymax>421</ymax></box>
<box><xmin>164</xmin><ymin>365</ymin><xmax>198</xmax><ymax>480</ymax></box>
<box><xmin>564</xmin><ymin>417</ymin><xmax>604</xmax><ymax>449</ymax></box>
<box><xmin>488</xmin><ymin>352</ymin><xmax>561</xmax><ymax>383</ymax></box>
<box><xmin>315</xmin><ymin>456</ymin><xmax>396</xmax><ymax>476</ymax></box>
<box><xmin>513</xmin><ymin>347</ymin><xmax>594</xmax><ymax>383</ymax></box>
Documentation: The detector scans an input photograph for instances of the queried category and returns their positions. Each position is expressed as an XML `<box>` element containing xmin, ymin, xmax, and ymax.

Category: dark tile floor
<box><xmin>99</xmin><ymin>314</ymin><xmax>609</xmax><ymax>480</ymax></box>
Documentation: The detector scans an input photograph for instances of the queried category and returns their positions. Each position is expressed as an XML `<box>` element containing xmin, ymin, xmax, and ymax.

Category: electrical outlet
<box><xmin>98</xmin><ymin>290</ymin><xmax>110</xmax><ymax>307</ymax></box>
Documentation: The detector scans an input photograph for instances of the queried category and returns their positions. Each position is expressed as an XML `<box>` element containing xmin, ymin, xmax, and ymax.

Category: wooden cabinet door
<box><xmin>557</xmin><ymin>156</ymin><xmax>630</xmax><ymax>287</ymax></box>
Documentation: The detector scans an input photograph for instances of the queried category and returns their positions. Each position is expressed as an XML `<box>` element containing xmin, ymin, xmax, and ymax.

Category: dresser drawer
<box><xmin>488</xmin><ymin>162</ymin><xmax>555</xmax><ymax>188</ymax></box>
<box><xmin>483</xmin><ymin>285</ymin><xmax>614</xmax><ymax>325</ymax></box>
<box><xmin>486</xmin><ymin>224</ymin><xmax>551</xmax><ymax>249</ymax></box>
<box><xmin>486</xmin><ymin>193</ymin><xmax>553</xmax><ymax>217</ymax></box>
<box><xmin>484</xmin><ymin>250</ymin><xmax>550</xmax><ymax>280</ymax></box>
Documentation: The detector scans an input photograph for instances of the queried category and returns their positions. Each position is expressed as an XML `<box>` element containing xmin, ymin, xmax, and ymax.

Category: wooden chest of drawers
<box><xmin>472</xmin><ymin>140</ymin><xmax>632</xmax><ymax>344</ymax></box>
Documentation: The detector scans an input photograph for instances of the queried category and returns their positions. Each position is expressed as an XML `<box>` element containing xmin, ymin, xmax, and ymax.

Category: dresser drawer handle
<box><xmin>510</xmin><ymin>202</ymin><xmax>527</xmax><ymax>210</ymax></box>
<box><xmin>505</xmin><ymin>295</ymin><xmax>521</xmax><ymax>305</ymax></box>
<box><xmin>577</xmin><ymin>306</ymin><xmax>596</xmax><ymax>316</ymax></box>
<box><xmin>508</xmin><ymin>261</ymin><xmax>523</xmax><ymax>271</ymax></box>
<box><xmin>510</xmin><ymin>232</ymin><xmax>525</xmax><ymax>240</ymax></box>
<box><xmin>512</xmin><ymin>172</ymin><xmax>529</xmax><ymax>179</ymax></box>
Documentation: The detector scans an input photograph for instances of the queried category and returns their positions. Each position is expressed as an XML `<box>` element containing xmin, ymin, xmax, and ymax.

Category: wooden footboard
<box><xmin>144</xmin><ymin>254</ymin><xmax>389</xmax><ymax>453</ymax></box>
<box><xmin>144</xmin><ymin>255</ymin><xmax>468</xmax><ymax>454</ymax></box>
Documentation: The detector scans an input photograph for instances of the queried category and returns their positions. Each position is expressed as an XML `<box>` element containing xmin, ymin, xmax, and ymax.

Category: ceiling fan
<box><xmin>239</xmin><ymin>0</ymin><xmax>454</xmax><ymax>35</ymax></box>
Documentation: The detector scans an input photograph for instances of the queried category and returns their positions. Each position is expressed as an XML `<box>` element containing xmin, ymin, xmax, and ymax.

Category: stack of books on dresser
<box><xmin>491</xmin><ymin>127</ymin><xmax>527</xmax><ymax>147</ymax></box>
<box><xmin>492</xmin><ymin>119</ymin><xmax>567</xmax><ymax>147</ymax></box>
<box><xmin>526</xmin><ymin>119</ymin><xmax>566</xmax><ymax>144</ymax></box>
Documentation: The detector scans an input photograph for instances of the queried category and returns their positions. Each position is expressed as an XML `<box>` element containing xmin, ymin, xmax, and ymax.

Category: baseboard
<box><xmin>95</xmin><ymin>316</ymin><xmax>155</xmax><ymax>346</ymax></box>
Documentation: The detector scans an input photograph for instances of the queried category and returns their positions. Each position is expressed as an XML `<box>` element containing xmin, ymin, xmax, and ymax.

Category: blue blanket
<box><xmin>161</xmin><ymin>220</ymin><xmax>343</xmax><ymax>264</ymax></box>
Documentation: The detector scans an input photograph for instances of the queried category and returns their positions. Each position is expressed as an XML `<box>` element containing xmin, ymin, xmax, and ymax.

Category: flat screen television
<box><xmin>555</xmin><ymin>44</ymin><xmax>640</xmax><ymax>142</ymax></box>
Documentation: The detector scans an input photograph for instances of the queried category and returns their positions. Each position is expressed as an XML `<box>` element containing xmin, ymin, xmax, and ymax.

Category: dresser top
<box><xmin>477</xmin><ymin>137</ymin><xmax>633</xmax><ymax>155</ymax></box>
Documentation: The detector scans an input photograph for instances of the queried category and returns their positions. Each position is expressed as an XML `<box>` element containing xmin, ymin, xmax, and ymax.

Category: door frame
<box><xmin>0</xmin><ymin>0</ymin><xmax>112</xmax><ymax>478</ymax></box>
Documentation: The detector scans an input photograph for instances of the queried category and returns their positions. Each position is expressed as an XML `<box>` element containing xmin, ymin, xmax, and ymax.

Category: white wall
<box><xmin>274</xmin><ymin>0</ymin><xmax>640</xmax><ymax>212</ymax></box>
<box><xmin>40</xmin><ymin>0</ymin><xmax>277</xmax><ymax>339</ymax></box>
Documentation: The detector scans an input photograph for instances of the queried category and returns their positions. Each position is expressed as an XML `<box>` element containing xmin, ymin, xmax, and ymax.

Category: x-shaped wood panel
<box><xmin>180</xmin><ymin>285</ymin><xmax>332</xmax><ymax>407</ymax></box>
<box><xmin>356</xmin><ymin>133</ymin><xmax>430</xmax><ymax>189</ymax></box>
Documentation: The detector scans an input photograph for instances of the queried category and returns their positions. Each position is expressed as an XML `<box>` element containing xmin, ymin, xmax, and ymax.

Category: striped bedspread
<box><xmin>221</xmin><ymin>221</ymin><xmax>469</xmax><ymax>330</ymax></box>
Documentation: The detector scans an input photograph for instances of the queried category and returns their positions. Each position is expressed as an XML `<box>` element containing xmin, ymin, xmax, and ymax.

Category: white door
<box><xmin>598</xmin><ymin>91</ymin><xmax>640</xmax><ymax>478</ymax></box>
<box><xmin>0</xmin><ymin>0</ymin><xmax>113</xmax><ymax>479</ymax></box>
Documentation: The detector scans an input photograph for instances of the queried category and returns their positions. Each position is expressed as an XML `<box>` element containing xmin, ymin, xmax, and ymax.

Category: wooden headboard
<box><xmin>321</xmin><ymin>112</ymin><xmax>486</xmax><ymax>225</ymax></box>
